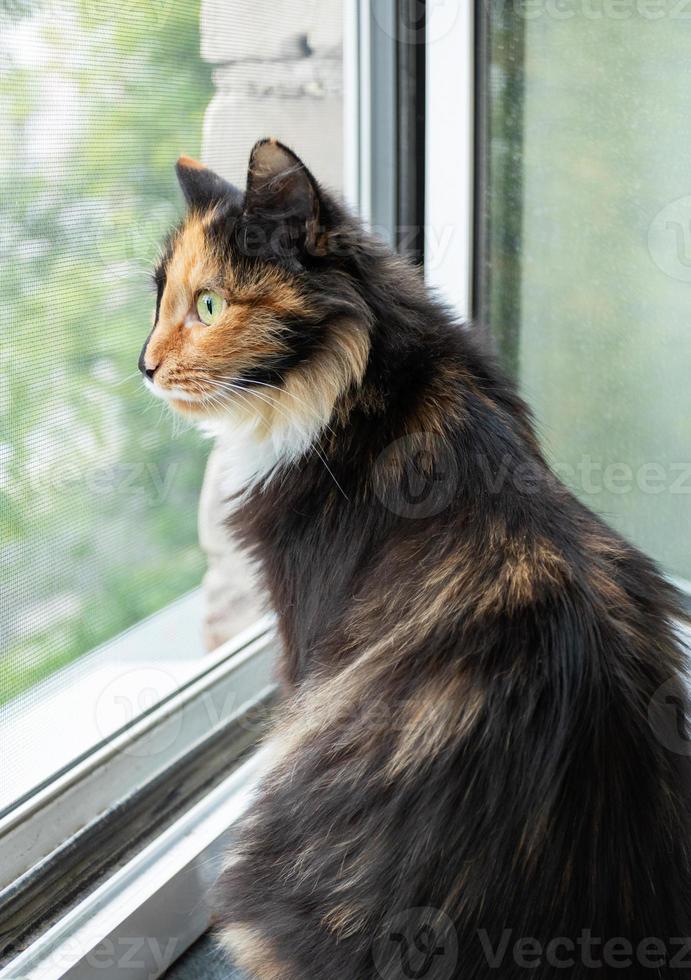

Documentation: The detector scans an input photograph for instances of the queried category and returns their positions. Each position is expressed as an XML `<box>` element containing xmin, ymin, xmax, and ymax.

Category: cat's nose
<box><xmin>138</xmin><ymin>342</ymin><xmax>159</xmax><ymax>380</ymax></box>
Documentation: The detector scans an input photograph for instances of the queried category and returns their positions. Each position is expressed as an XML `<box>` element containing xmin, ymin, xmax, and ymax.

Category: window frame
<box><xmin>1</xmin><ymin>4</ymin><xmax>433</xmax><ymax>969</ymax></box>
<box><xmin>424</xmin><ymin>0</ymin><xmax>475</xmax><ymax>320</ymax></box>
<box><xmin>1</xmin><ymin>746</ymin><xmax>275</xmax><ymax>979</ymax></box>
<box><xmin>0</xmin><ymin>615</ymin><xmax>278</xmax><ymax>971</ymax></box>
<box><xmin>346</xmin><ymin>0</ymin><xmax>428</xmax><ymax>254</ymax></box>
<box><xmin>428</xmin><ymin>1</ymin><xmax>690</xmax><ymax>611</ymax></box>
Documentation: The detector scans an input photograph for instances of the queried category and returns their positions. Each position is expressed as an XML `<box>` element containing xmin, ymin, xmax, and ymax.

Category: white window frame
<box><xmin>343</xmin><ymin>0</ymin><xmax>371</xmax><ymax>219</ymax></box>
<box><xmin>425</xmin><ymin>1</ymin><xmax>475</xmax><ymax>320</ymax></box>
<box><xmin>1</xmin><ymin>745</ymin><xmax>276</xmax><ymax>980</ymax></box>
<box><xmin>0</xmin><ymin>613</ymin><xmax>276</xmax><ymax>893</ymax></box>
<box><xmin>0</xmin><ymin>615</ymin><xmax>278</xmax><ymax>978</ymax></box>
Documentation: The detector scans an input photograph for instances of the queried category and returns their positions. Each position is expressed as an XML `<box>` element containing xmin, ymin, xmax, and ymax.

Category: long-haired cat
<box><xmin>141</xmin><ymin>140</ymin><xmax>691</xmax><ymax>979</ymax></box>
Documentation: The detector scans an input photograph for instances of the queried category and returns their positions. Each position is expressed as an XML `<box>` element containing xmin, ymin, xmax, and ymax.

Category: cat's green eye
<box><xmin>196</xmin><ymin>290</ymin><xmax>225</xmax><ymax>325</ymax></box>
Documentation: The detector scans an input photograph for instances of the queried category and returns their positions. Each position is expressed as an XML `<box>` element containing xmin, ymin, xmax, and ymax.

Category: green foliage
<box><xmin>0</xmin><ymin>0</ymin><xmax>213</xmax><ymax>703</ymax></box>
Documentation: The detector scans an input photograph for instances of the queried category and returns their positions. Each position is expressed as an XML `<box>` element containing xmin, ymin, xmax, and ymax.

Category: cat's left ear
<box><xmin>175</xmin><ymin>156</ymin><xmax>239</xmax><ymax>211</ymax></box>
<box><xmin>244</xmin><ymin>139</ymin><xmax>323</xmax><ymax>255</ymax></box>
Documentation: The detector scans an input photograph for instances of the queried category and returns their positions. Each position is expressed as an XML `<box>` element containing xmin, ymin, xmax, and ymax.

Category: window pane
<box><xmin>483</xmin><ymin>5</ymin><xmax>691</xmax><ymax>587</ymax></box>
<box><xmin>0</xmin><ymin>0</ymin><xmax>345</xmax><ymax>811</ymax></box>
<box><xmin>1</xmin><ymin>1</ymin><xmax>212</xmax><ymax>708</ymax></box>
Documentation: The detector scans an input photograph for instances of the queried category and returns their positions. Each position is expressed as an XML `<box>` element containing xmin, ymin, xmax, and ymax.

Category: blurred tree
<box><xmin>0</xmin><ymin>0</ymin><xmax>213</xmax><ymax>701</ymax></box>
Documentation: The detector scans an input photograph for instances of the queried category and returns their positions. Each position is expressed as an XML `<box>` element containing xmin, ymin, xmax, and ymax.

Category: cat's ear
<box><xmin>244</xmin><ymin>139</ymin><xmax>322</xmax><ymax>254</ymax></box>
<box><xmin>175</xmin><ymin>156</ymin><xmax>238</xmax><ymax>211</ymax></box>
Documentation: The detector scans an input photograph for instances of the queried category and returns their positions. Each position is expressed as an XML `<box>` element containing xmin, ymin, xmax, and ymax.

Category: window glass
<box><xmin>0</xmin><ymin>1</ymin><xmax>212</xmax><ymax>709</ymax></box>
<box><xmin>0</xmin><ymin>0</ymin><xmax>345</xmax><ymax>811</ymax></box>
<box><xmin>483</xmin><ymin>4</ymin><xmax>691</xmax><ymax>588</ymax></box>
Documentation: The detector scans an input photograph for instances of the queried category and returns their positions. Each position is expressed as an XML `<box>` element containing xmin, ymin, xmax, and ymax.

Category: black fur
<box><xmin>157</xmin><ymin>142</ymin><xmax>691</xmax><ymax>979</ymax></box>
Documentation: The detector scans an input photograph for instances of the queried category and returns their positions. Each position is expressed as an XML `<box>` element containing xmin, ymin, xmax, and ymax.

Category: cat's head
<box><xmin>139</xmin><ymin>139</ymin><xmax>372</xmax><ymax>455</ymax></box>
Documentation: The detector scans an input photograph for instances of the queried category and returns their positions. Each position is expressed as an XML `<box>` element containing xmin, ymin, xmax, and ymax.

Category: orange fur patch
<box><xmin>474</xmin><ymin>534</ymin><xmax>570</xmax><ymax>618</ymax></box>
<box><xmin>218</xmin><ymin>925</ymin><xmax>291</xmax><ymax>980</ymax></box>
<box><xmin>177</xmin><ymin>154</ymin><xmax>206</xmax><ymax>170</ymax></box>
<box><xmin>144</xmin><ymin>216</ymin><xmax>325</xmax><ymax>418</ymax></box>
<box><xmin>386</xmin><ymin>672</ymin><xmax>485</xmax><ymax>779</ymax></box>
<box><xmin>143</xmin><ymin>206</ymin><xmax>373</xmax><ymax>447</ymax></box>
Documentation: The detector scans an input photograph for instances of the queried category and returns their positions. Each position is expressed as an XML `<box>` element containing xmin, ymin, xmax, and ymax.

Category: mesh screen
<box><xmin>485</xmin><ymin>6</ymin><xmax>691</xmax><ymax>588</ymax></box>
<box><xmin>0</xmin><ymin>0</ymin><xmax>214</xmax><ymax>714</ymax></box>
<box><xmin>0</xmin><ymin>0</ymin><xmax>344</xmax><ymax>763</ymax></box>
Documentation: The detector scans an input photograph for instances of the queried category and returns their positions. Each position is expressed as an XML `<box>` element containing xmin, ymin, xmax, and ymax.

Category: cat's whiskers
<box><xmin>193</xmin><ymin>377</ymin><xmax>266</xmax><ymax>429</ymax></box>
<box><xmin>218</xmin><ymin>381</ymin><xmax>349</xmax><ymax>501</ymax></box>
<box><xmin>153</xmin><ymin>369</ymin><xmax>338</xmax><ymax>440</ymax></box>
<box><xmin>220</xmin><ymin>375</ymin><xmax>338</xmax><ymax>440</ymax></box>
<box><xmin>155</xmin><ymin>398</ymin><xmax>168</xmax><ymax>430</ymax></box>
<box><xmin>115</xmin><ymin>370</ymin><xmax>142</xmax><ymax>388</ymax></box>
<box><xmin>203</xmin><ymin>378</ymin><xmax>296</xmax><ymax>435</ymax></box>
<box><xmin>204</xmin><ymin>375</ymin><xmax>332</xmax><ymax>440</ymax></box>
<box><xmin>188</xmin><ymin>379</ymin><xmax>229</xmax><ymax>417</ymax></box>
<box><xmin>199</xmin><ymin>377</ymin><xmax>349</xmax><ymax>500</ymax></box>
<box><xmin>198</xmin><ymin>379</ymin><xmax>266</xmax><ymax>431</ymax></box>
<box><xmin>137</xmin><ymin>393</ymin><xmax>160</xmax><ymax>418</ymax></box>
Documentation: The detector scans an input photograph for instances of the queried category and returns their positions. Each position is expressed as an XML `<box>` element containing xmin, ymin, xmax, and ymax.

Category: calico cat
<box><xmin>141</xmin><ymin>139</ymin><xmax>691</xmax><ymax>979</ymax></box>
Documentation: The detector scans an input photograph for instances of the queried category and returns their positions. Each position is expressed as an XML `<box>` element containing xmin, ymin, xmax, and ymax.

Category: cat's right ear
<box><xmin>175</xmin><ymin>156</ymin><xmax>239</xmax><ymax>211</ymax></box>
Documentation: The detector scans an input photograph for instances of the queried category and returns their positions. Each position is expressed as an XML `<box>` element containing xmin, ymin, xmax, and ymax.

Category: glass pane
<box><xmin>1</xmin><ymin>1</ymin><xmax>211</xmax><ymax>703</ymax></box>
<box><xmin>0</xmin><ymin>0</ymin><xmax>345</xmax><ymax>812</ymax></box>
<box><xmin>483</xmin><ymin>5</ymin><xmax>691</xmax><ymax>589</ymax></box>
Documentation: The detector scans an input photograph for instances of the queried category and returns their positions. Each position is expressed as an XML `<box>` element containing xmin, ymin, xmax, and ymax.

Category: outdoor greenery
<box><xmin>488</xmin><ymin>7</ymin><xmax>691</xmax><ymax>587</ymax></box>
<box><xmin>2</xmin><ymin>2</ymin><xmax>689</xmax><ymax>708</ymax></box>
<box><xmin>0</xmin><ymin>0</ymin><xmax>213</xmax><ymax>703</ymax></box>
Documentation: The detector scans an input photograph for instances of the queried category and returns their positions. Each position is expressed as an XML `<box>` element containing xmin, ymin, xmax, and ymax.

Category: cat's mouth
<box><xmin>144</xmin><ymin>376</ymin><xmax>239</xmax><ymax>418</ymax></box>
<box><xmin>144</xmin><ymin>378</ymin><xmax>210</xmax><ymax>414</ymax></box>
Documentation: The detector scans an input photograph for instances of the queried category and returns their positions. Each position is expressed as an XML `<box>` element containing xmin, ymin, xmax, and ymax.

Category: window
<box><xmin>9</xmin><ymin>2</ymin><xmax>687</xmax><ymax>975</ymax></box>
<box><xmin>477</xmin><ymin>2</ymin><xmax>691</xmax><ymax>594</ymax></box>
<box><xmin>1</xmin><ymin>0</ymin><xmax>346</xmax><ymax>796</ymax></box>
<box><xmin>1</xmin><ymin>2</ymin><xmax>346</xmax><ymax>971</ymax></box>
<box><xmin>0</xmin><ymin>1</ymin><xmax>215</xmax><ymax>810</ymax></box>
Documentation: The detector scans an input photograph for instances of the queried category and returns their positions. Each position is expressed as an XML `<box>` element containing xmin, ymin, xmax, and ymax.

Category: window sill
<box><xmin>0</xmin><ymin>745</ymin><xmax>273</xmax><ymax>979</ymax></box>
<box><xmin>0</xmin><ymin>612</ymin><xmax>278</xmax><ymax>965</ymax></box>
<box><xmin>1</xmin><ymin>590</ymin><xmax>219</xmax><ymax>816</ymax></box>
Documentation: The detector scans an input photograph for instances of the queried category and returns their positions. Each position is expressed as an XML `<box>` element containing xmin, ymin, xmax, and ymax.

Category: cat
<box><xmin>141</xmin><ymin>139</ymin><xmax>691</xmax><ymax>979</ymax></box>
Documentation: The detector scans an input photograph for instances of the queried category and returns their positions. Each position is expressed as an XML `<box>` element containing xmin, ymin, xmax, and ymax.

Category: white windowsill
<box><xmin>0</xmin><ymin>609</ymin><xmax>277</xmax><ymax>891</ymax></box>
<box><xmin>0</xmin><ymin>744</ymin><xmax>273</xmax><ymax>980</ymax></box>
<box><xmin>0</xmin><ymin>590</ymin><xmax>215</xmax><ymax>815</ymax></box>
